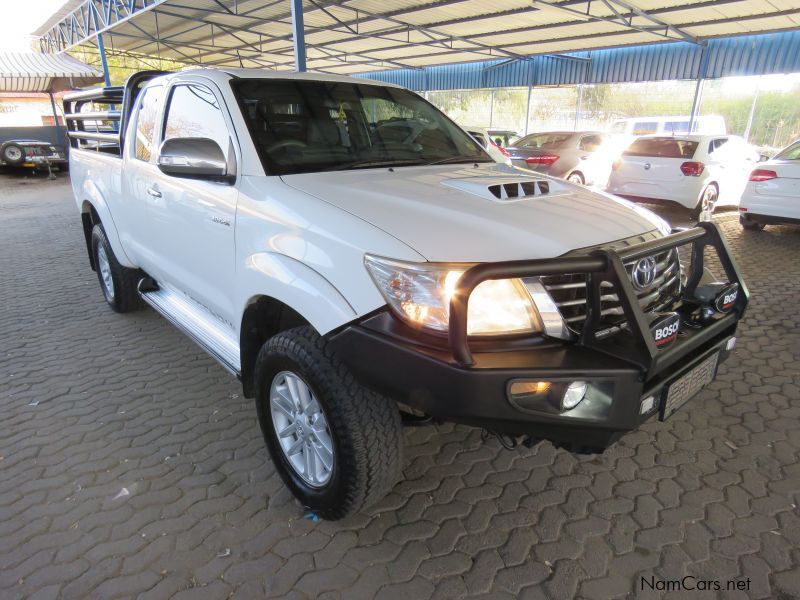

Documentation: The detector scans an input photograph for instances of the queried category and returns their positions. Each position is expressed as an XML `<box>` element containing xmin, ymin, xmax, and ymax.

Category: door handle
<box><xmin>146</xmin><ymin>186</ymin><xmax>162</xmax><ymax>198</ymax></box>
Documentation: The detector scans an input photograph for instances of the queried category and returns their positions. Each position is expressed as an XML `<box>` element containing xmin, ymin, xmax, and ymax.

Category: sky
<box><xmin>0</xmin><ymin>2</ymin><xmax>69</xmax><ymax>51</ymax></box>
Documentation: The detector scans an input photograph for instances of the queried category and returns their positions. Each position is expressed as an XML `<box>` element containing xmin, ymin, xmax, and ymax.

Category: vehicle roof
<box><xmin>173</xmin><ymin>67</ymin><xmax>402</xmax><ymax>89</ymax></box>
<box><xmin>520</xmin><ymin>130</ymin><xmax>603</xmax><ymax>137</ymax></box>
<box><xmin>636</xmin><ymin>134</ymin><xmax>739</xmax><ymax>142</ymax></box>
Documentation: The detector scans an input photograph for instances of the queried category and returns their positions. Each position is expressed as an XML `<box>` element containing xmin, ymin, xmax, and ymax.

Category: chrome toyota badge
<box><xmin>631</xmin><ymin>256</ymin><xmax>658</xmax><ymax>290</ymax></box>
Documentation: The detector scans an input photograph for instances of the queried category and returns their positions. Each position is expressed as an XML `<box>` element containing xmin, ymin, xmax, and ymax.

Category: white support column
<box><xmin>524</xmin><ymin>85</ymin><xmax>532</xmax><ymax>135</ymax></box>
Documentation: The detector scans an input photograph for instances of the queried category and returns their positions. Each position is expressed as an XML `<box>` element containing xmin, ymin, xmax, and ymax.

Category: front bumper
<box><xmin>329</xmin><ymin>223</ymin><xmax>748</xmax><ymax>451</ymax></box>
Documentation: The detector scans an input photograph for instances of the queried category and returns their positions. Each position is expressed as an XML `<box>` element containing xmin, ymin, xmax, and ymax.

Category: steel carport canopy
<box><xmin>35</xmin><ymin>0</ymin><xmax>800</xmax><ymax>75</ymax></box>
<box><xmin>0</xmin><ymin>51</ymin><xmax>103</xmax><ymax>92</ymax></box>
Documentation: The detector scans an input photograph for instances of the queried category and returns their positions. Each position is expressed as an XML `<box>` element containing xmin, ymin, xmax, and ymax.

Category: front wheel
<box><xmin>255</xmin><ymin>326</ymin><xmax>402</xmax><ymax>520</ymax></box>
<box><xmin>690</xmin><ymin>184</ymin><xmax>718</xmax><ymax>220</ymax></box>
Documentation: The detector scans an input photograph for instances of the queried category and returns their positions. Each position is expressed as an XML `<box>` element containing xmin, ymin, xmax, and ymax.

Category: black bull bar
<box><xmin>448</xmin><ymin>222</ymin><xmax>749</xmax><ymax>375</ymax></box>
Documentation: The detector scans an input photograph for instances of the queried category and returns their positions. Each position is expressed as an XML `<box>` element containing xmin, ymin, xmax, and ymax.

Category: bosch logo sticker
<box><xmin>714</xmin><ymin>283</ymin><xmax>739</xmax><ymax>313</ymax></box>
<box><xmin>649</xmin><ymin>313</ymin><xmax>681</xmax><ymax>348</ymax></box>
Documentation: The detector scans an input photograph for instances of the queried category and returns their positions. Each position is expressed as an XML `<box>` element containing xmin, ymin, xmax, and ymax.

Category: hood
<box><xmin>281</xmin><ymin>162</ymin><xmax>668</xmax><ymax>262</ymax></box>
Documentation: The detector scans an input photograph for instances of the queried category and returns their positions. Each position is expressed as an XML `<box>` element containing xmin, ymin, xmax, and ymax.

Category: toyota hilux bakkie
<box><xmin>65</xmin><ymin>70</ymin><xmax>748</xmax><ymax>519</ymax></box>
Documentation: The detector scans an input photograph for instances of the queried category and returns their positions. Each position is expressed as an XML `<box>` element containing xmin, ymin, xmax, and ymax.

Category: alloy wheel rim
<box><xmin>96</xmin><ymin>245</ymin><xmax>115</xmax><ymax>300</ymax></box>
<box><xmin>702</xmin><ymin>188</ymin><xmax>717</xmax><ymax>212</ymax></box>
<box><xmin>270</xmin><ymin>371</ymin><xmax>334</xmax><ymax>487</ymax></box>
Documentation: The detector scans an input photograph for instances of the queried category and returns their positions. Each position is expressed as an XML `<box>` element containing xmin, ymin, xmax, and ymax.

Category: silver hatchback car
<box><xmin>506</xmin><ymin>131</ymin><xmax>618</xmax><ymax>186</ymax></box>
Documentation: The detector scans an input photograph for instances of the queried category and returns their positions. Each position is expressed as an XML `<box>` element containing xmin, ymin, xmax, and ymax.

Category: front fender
<box><xmin>239</xmin><ymin>252</ymin><xmax>363</xmax><ymax>336</ymax></box>
<box><xmin>81</xmin><ymin>179</ymin><xmax>136</xmax><ymax>268</ymax></box>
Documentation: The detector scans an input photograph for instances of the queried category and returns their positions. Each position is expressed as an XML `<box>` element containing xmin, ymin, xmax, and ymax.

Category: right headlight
<box><xmin>364</xmin><ymin>254</ymin><xmax>542</xmax><ymax>336</ymax></box>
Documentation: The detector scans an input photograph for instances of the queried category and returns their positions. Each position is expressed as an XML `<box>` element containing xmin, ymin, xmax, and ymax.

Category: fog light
<box><xmin>726</xmin><ymin>337</ymin><xmax>737</xmax><ymax>351</ymax></box>
<box><xmin>562</xmin><ymin>381</ymin><xmax>587</xmax><ymax>411</ymax></box>
<box><xmin>640</xmin><ymin>395</ymin><xmax>656</xmax><ymax>415</ymax></box>
<box><xmin>509</xmin><ymin>381</ymin><xmax>551</xmax><ymax>396</ymax></box>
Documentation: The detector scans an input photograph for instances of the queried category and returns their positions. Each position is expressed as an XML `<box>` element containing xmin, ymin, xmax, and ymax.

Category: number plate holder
<box><xmin>659</xmin><ymin>352</ymin><xmax>719</xmax><ymax>421</ymax></box>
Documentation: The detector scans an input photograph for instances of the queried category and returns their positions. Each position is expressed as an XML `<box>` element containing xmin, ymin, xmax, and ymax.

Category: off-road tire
<box><xmin>254</xmin><ymin>326</ymin><xmax>403</xmax><ymax>520</ymax></box>
<box><xmin>90</xmin><ymin>224</ymin><xmax>143</xmax><ymax>313</ymax></box>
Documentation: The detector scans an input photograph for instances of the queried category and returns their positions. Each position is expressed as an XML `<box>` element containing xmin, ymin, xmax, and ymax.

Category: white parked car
<box><xmin>462</xmin><ymin>125</ymin><xmax>510</xmax><ymax>163</ymax></box>
<box><xmin>64</xmin><ymin>69</ymin><xmax>748</xmax><ymax>519</ymax></box>
<box><xmin>607</xmin><ymin>134</ymin><xmax>760</xmax><ymax>218</ymax></box>
<box><xmin>739</xmin><ymin>140</ymin><xmax>800</xmax><ymax>230</ymax></box>
<box><xmin>609</xmin><ymin>115</ymin><xmax>726</xmax><ymax>136</ymax></box>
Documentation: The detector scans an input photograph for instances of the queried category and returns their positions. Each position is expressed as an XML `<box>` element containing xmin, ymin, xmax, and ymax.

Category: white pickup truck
<box><xmin>65</xmin><ymin>69</ymin><xmax>749</xmax><ymax>519</ymax></box>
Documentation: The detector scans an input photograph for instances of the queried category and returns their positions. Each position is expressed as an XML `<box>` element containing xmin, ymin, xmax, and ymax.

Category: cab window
<box><xmin>133</xmin><ymin>85</ymin><xmax>163</xmax><ymax>162</ymax></box>
<box><xmin>163</xmin><ymin>84</ymin><xmax>231</xmax><ymax>158</ymax></box>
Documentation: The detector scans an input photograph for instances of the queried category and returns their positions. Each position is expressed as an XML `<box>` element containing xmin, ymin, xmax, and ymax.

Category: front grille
<box><xmin>539</xmin><ymin>233</ymin><xmax>683</xmax><ymax>337</ymax></box>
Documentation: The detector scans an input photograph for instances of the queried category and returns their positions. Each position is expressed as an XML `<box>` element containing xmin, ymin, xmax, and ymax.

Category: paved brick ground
<box><xmin>1</xmin><ymin>172</ymin><xmax>799</xmax><ymax>599</ymax></box>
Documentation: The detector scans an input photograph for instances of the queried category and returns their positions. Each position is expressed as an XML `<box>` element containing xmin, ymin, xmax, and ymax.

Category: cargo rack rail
<box><xmin>63</xmin><ymin>71</ymin><xmax>170</xmax><ymax>156</ymax></box>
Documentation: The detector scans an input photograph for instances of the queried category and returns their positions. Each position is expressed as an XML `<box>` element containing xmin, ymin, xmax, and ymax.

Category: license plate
<box><xmin>659</xmin><ymin>352</ymin><xmax>719</xmax><ymax>420</ymax></box>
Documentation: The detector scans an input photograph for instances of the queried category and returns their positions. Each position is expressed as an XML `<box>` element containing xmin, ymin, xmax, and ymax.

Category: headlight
<box><xmin>364</xmin><ymin>255</ymin><xmax>542</xmax><ymax>336</ymax></box>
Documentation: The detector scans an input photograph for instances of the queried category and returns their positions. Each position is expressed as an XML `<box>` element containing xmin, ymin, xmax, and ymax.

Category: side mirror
<box><xmin>759</xmin><ymin>153</ymin><xmax>770</xmax><ymax>162</ymax></box>
<box><xmin>157</xmin><ymin>137</ymin><xmax>234</xmax><ymax>182</ymax></box>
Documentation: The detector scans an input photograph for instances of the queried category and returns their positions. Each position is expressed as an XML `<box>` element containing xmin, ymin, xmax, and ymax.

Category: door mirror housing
<box><xmin>157</xmin><ymin>137</ymin><xmax>235</xmax><ymax>182</ymax></box>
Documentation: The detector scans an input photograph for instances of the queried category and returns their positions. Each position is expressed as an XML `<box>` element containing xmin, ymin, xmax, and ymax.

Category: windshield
<box><xmin>232</xmin><ymin>79</ymin><xmax>490</xmax><ymax>175</ymax></box>
<box><xmin>624</xmin><ymin>138</ymin><xmax>698</xmax><ymax>159</ymax></box>
<box><xmin>514</xmin><ymin>133</ymin><xmax>572</xmax><ymax>149</ymax></box>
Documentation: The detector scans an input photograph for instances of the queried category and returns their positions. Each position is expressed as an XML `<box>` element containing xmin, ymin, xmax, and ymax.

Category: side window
<box><xmin>133</xmin><ymin>85</ymin><xmax>163</xmax><ymax>162</ymax></box>
<box><xmin>632</xmin><ymin>121</ymin><xmax>658</xmax><ymax>135</ymax></box>
<box><xmin>163</xmin><ymin>84</ymin><xmax>231</xmax><ymax>157</ymax></box>
<box><xmin>708</xmin><ymin>137</ymin><xmax>729</xmax><ymax>156</ymax></box>
<box><xmin>579</xmin><ymin>134</ymin><xmax>603</xmax><ymax>152</ymax></box>
<box><xmin>468</xmin><ymin>131</ymin><xmax>487</xmax><ymax>148</ymax></box>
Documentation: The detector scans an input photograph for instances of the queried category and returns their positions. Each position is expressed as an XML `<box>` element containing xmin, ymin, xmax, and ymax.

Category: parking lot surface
<box><xmin>1</xmin><ymin>173</ymin><xmax>799</xmax><ymax>599</ymax></box>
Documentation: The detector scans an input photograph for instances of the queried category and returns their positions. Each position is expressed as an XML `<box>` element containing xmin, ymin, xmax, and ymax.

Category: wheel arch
<box><xmin>239</xmin><ymin>295</ymin><xmax>312</xmax><ymax>398</ymax></box>
<box><xmin>78</xmin><ymin>180</ymin><xmax>136</xmax><ymax>269</ymax></box>
<box><xmin>238</xmin><ymin>253</ymin><xmax>361</xmax><ymax>398</ymax></box>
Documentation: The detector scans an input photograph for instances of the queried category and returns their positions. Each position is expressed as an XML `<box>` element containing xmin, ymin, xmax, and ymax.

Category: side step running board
<box><xmin>138</xmin><ymin>279</ymin><xmax>241</xmax><ymax>376</ymax></box>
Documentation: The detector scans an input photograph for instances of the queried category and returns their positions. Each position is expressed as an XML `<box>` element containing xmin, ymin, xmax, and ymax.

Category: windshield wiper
<box><xmin>424</xmin><ymin>156</ymin><xmax>491</xmax><ymax>166</ymax></box>
<box><xmin>323</xmin><ymin>158</ymin><xmax>424</xmax><ymax>171</ymax></box>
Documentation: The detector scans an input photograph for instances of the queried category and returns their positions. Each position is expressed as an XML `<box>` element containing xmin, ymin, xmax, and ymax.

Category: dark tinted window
<box><xmin>516</xmin><ymin>133</ymin><xmax>572</xmax><ymax>149</ymax></box>
<box><xmin>624</xmin><ymin>138</ymin><xmax>698</xmax><ymax>159</ymax></box>
<box><xmin>233</xmin><ymin>79</ymin><xmax>488</xmax><ymax>175</ymax></box>
<box><xmin>164</xmin><ymin>84</ymin><xmax>230</xmax><ymax>157</ymax></box>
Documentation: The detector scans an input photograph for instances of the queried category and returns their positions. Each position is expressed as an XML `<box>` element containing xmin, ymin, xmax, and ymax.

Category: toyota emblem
<box><xmin>644</xmin><ymin>162</ymin><xmax>652</xmax><ymax>170</ymax></box>
<box><xmin>631</xmin><ymin>256</ymin><xmax>658</xmax><ymax>290</ymax></box>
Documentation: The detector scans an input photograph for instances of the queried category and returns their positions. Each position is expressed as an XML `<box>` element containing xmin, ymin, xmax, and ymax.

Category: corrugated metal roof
<box><xmin>355</xmin><ymin>30</ymin><xmax>800</xmax><ymax>90</ymax></box>
<box><xmin>0</xmin><ymin>52</ymin><xmax>103</xmax><ymax>92</ymax></box>
<box><xmin>33</xmin><ymin>0</ymin><xmax>800</xmax><ymax>76</ymax></box>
